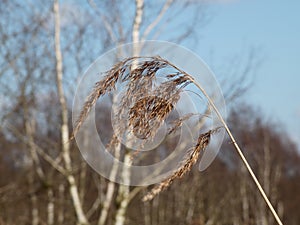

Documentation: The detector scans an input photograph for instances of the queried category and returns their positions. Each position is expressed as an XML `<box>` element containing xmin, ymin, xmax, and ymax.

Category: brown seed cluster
<box><xmin>142</xmin><ymin>130</ymin><xmax>213</xmax><ymax>202</ymax></box>
<box><xmin>72</xmin><ymin>56</ymin><xmax>217</xmax><ymax>202</ymax></box>
<box><xmin>72</xmin><ymin>56</ymin><xmax>192</xmax><ymax>139</ymax></box>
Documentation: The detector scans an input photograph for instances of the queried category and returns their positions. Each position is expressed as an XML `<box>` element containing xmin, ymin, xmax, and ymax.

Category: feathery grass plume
<box><xmin>120</xmin><ymin>58</ymin><xmax>168</xmax><ymax>105</ymax></box>
<box><xmin>72</xmin><ymin>56</ymin><xmax>188</xmax><ymax>141</ymax></box>
<box><xmin>126</xmin><ymin>70</ymin><xmax>191</xmax><ymax>139</ymax></box>
<box><xmin>114</xmin><ymin>72</ymin><xmax>154</xmax><ymax>138</ymax></box>
<box><xmin>71</xmin><ymin>58</ymin><xmax>134</xmax><ymax>139</ymax></box>
<box><xmin>112</xmin><ymin>59</ymin><xmax>168</xmax><ymax>141</ymax></box>
<box><xmin>129</xmin><ymin>95</ymin><xmax>177</xmax><ymax>139</ymax></box>
<box><xmin>114</xmin><ymin>58</ymin><xmax>189</xmax><ymax>142</ymax></box>
<box><xmin>73</xmin><ymin>56</ymin><xmax>283</xmax><ymax>225</ymax></box>
<box><xmin>142</xmin><ymin>130</ymin><xmax>214</xmax><ymax>202</ymax></box>
<box><xmin>129</xmin><ymin>96</ymin><xmax>168</xmax><ymax>139</ymax></box>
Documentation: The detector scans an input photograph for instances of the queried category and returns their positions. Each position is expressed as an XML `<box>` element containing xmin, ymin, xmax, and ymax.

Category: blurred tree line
<box><xmin>0</xmin><ymin>0</ymin><xmax>299</xmax><ymax>225</ymax></box>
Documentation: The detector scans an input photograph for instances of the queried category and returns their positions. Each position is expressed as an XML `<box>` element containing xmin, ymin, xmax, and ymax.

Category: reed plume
<box><xmin>142</xmin><ymin>130</ymin><xmax>214</xmax><ymax>201</ymax></box>
<box><xmin>72</xmin><ymin>56</ymin><xmax>283</xmax><ymax>225</ymax></box>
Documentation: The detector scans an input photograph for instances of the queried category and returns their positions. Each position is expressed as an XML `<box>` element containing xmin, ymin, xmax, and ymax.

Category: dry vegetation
<box><xmin>1</xmin><ymin>1</ymin><xmax>300</xmax><ymax>225</ymax></box>
<box><xmin>73</xmin><ymin>56</ymin><xmax>282</xmax><ymax>225</ymax></box>
<box><xmin>72</xmin><ymin>56</ymin><xmax>215</xmax><ymax>199</ymax></box>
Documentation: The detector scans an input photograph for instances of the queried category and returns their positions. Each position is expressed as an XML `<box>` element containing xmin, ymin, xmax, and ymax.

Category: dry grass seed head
<box><xmin>142</xmin><ymin>130</ymin><xmax>213</xmax><ymax>202</ymax></box>
<box><xmin>128</xmin><ymin>96</ymin><xmax>175</xmax><ymax>139</ymax></box>
<box><xmin>72</xmin><ymin>56</ymin><xmax>191</xmax><ymax>140</ymax></box>
<box><xmin>72</xmin><ymin>72</ymin><xmax>119</xmax><ymax>139</ymax></box>
<box><xmin>116</xmin><ymin>59</ymin><xmax>184</xmax><ymax>140</ymax></box>
<box><xmin>72</xmin><ymin>57</ymin><xmax>142</xmax><ymax>139</ymax></box>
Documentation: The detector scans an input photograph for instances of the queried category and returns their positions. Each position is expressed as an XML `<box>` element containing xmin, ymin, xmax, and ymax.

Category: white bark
<box><xmin>132</xmin><ymin>0</ymin><xmax>144</xmax><ymax>54</ymax></box>
<box><xmin>31</xmin><ymin>196</ymin><xmax>39</xmax><ymax>225</ymax></box>
<box><xmin>58</xmin><ymin>183</ymin><xmax>65</xmax><ymax>224</ymax></box>
<box><xmin>47</xmin><ymin>189</ymin><xmax>55</xmax><ymax>225</ymax></box>
<box><xmin>98</xmin><ymin>142</ymin><xmax>121</xmax><ymax>225</ymax></box>
<box><xmin>114</xmin><ymin>154</ymin><xmax>132</xmax><ymax>225</ymax></box>
<box><xmin>114</xmin><ymin>1</ymin><xmax>144</xmax><ymax>225</ymax></box>
<box><xmin>24</xmin><ymin>105</ymin><xmax>41</xmax><ymax>225</ymax></box>
<box><xmin>28</xmin><ymin>165</ymin><xmax>39</xmax><ymax>225</ymax></box>
<box><xmin>98</xmin><ymin>93</ymin><xmax>122</xmax><ymax>225</ymax></box>
<box><xmin>53</xmin><ymin>1</ymin><xmax>89</xmax><ymax>224</ymax></box>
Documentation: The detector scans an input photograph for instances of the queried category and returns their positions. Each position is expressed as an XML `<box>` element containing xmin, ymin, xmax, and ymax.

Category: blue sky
<box><xmin>188</xmin><ymin>0</ymin><xmax>300</xmax><ymax>148</ymax></box>
<box><xmin>59</xmin><ymin>0</ymin><xmax>300</xmax><ymax>148</ymax></box>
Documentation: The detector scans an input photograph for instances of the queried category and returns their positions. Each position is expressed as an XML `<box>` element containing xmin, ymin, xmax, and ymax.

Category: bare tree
<box><xmin>53</xmin><ymin>0</ymin><xmax>89</xmax><ymax>224</ymax></box>
<box><xmin>1</xmin><ymin>1</ymin><xmax>299</xmax><ymax>225</ymax></box>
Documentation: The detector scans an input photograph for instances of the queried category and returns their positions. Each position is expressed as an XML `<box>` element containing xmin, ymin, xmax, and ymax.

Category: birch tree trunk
<box><xmin>114</xmin><ymin>1</ymin><xmax>144</xmax><ymax>225</ymax></box>
<box><xmin>114</xmin><ymin>154</ymin><xmax>132</xmax><ymax>225</ymax></box>
<box><xmin>28</xmin><ymin>163</ymin><xmax>39</xmax><ymax>225</ymax></box>
<box><xmin>98</xmin><ymin>141</ymin><xmax>121</xmax><ymax>225</ymax></box>
<box><xmin>58</xmin><ymin>183</ymin><xmax>65</xmax><ymax>224</ymax></box>
<box><xmin>47</xmin><ymin>189</ymin><xmax>55</xmax><ymax>225</ymax></box>
<box><xmin>24</xmin><ymin>102</ymin><xmax>41</xmax><ymax>225</ymax></box>
<box><xmin>53</xmin><ymin>1</ymin><xmax>89</xmax><ymax>224</ymax></box>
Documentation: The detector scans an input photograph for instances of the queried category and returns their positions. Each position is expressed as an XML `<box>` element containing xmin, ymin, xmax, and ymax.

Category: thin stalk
<box><xmin>163</xmin><ymin>58</ymin><xmax>283</xmax><ymax>225</ymax></box>
<box><xmin>197</xmin><ymin>85</ymin><xmax>283</xmax><ymax>225</ymax></box>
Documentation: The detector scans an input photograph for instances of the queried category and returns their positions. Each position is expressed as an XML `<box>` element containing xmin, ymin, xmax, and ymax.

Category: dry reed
<box><xmin>142</xmin><ymin>129</ymin><xmax>214</xmax><ymax>201</ymax></box>
<box><xmin>72</xmin><ymin>56</ymin><xmax>283</xmax><ymax>225</ymax></box>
